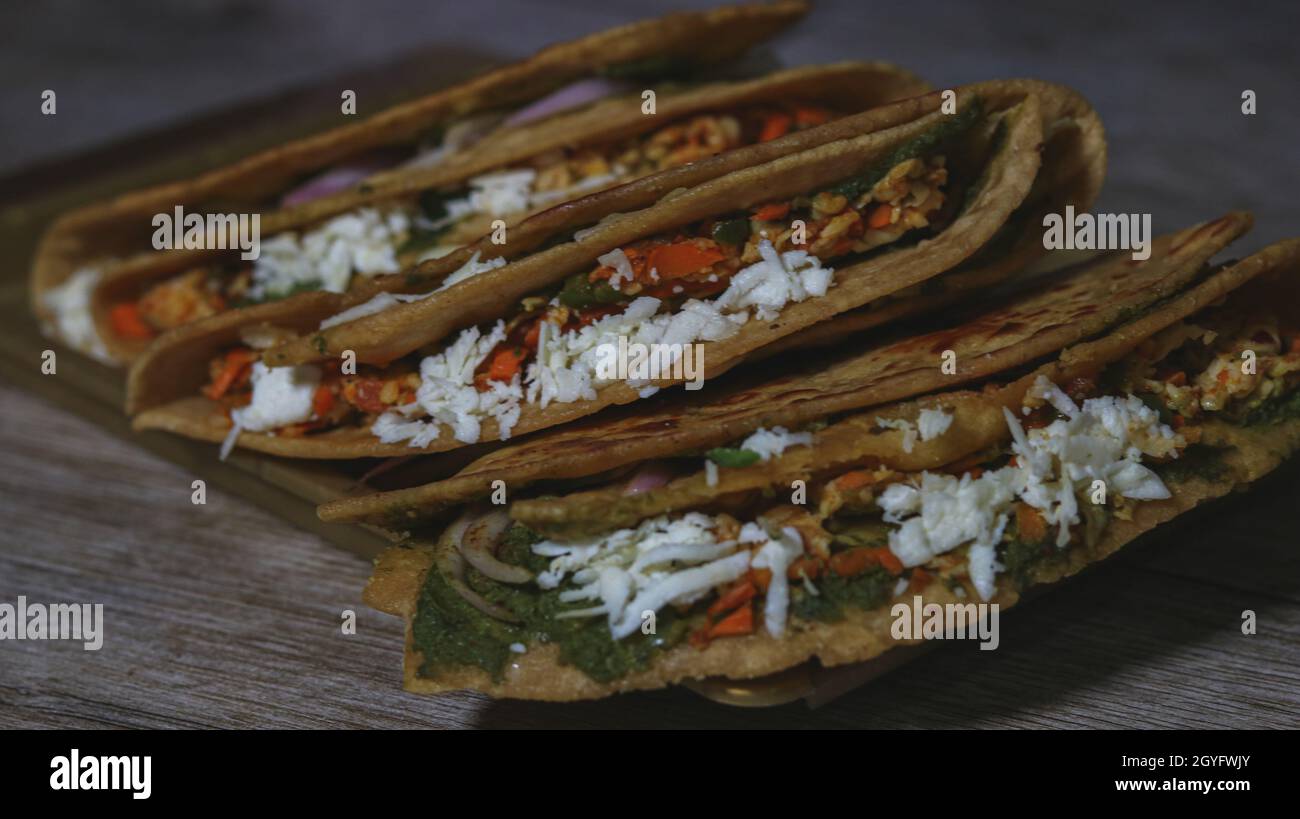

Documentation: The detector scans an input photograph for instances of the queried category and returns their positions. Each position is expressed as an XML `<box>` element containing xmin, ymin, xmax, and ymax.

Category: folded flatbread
<box><xmin>323</xmin><ymin>214</ymin><xmax>1248</xmax><ymax>526</ymax></box>
<box><xmin>36</xmin><ymin>1</ymin><xmax>872</xmax><ymax>362</ymax></box>
<box><xmin>364</xmin><ymin>226</ymin><xmax>1300</xmax><ymax>700</ymax></box>
<box><xmin>127</xmin><ymin>79</ymin><xmax>1105</xmax><ymax>462</ymax></box>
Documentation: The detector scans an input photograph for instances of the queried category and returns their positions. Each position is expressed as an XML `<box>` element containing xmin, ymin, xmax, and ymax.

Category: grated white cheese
<box><xmin>230</xmin><ymin>362</ymin><xmax>321</xmax><ymax>432</ymax></box>
<box><xmin>737</xmin><ymin>426</ymin><xmax>813</xmax><ymax>462</ymax></box>
<box><xmin>374</xmin><ymin>240</ymin><xmax>833</xmax><ymax>447</ymax></box>
<box><xmin>917</xmin><ymin>407</ymin><xmax>954</xmax><ymax>442</ymax></box>
<box><xmin>372</xmin><ymin>320</ymin><xmax>522</xmax><ymax>446</ymax></box>
<box><xmin>875</xmin><ymin>416</ymin><xmax>919</xmax><ymax>453</ymax></box>
<box><xmin>440</xmin><ymin>166</ymin><xmax>621</xmax><ymax>224</ymax></box>
<box><xmin>446</xmin><ymin>170</ymin><xmax>537</xmax><ymax>220</ymax></box>
<box><xmin>598</xmin><ymin>248</ymin><xmax>636</xmax><ymax>290</ymax></box>
<box><xmin>435</xmin><ymin>251</ymin><xmax>507</xmax><ymax>292</ymax></box>
<box><xmin>319</xmin><ymin>292</ymin><xmax>405</xmax><ymax>330</ymax></box>
<box><xmin>218</xmin><ymin>419</ymin><xmax>243</xmax><ymax>462</ymax></box>
<box><xmin>879</xmin><ymin>376</ymin><xmax>1181</xmax><ymax>600</ymax></box>
<box><xmin>40</xmin><ymin>266</ymin><xmax>114</xmax><ymax>363</ymax></box>
<box><xmin>238</xmin><ymin>324</ymin><xmax>294</xmax><ymax>350</ymax></box>
<box><xmin>749</xmin><ymin>526</ymin><xmax>804</xmax><ymax>638</ymax></box>
<box><xmin>712</xmin><ymin>241</ymin><xmax>833</xmax><ymax>322</ymax></box>
<box><xmin>705</xmin><ymin>460</ymin><xmax>719</xmax><ymax>487</ymax></box>
<box><xmin>531</xmin><ymin>511</ymin><xmax>807</xmax><ymax>640</ymax></box>
<box><xmin>250</xmin><ymin>207</ymin><xmax>410</xmax><ymax>300</ymax></box>
<box><xmin>877</xmin><ymin>408</ymin><xmax>952</xmax><ymax>454</ymax></box>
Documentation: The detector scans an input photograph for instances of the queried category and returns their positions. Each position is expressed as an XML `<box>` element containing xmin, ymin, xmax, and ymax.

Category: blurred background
<box><xmin>2</xmin><ymin>0</ymin><xmax>1298</xmax><ymax>249</ymax></box>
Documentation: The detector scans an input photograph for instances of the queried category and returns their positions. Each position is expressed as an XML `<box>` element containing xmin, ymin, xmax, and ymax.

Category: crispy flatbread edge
<box><xmin>31</xmin><ymin>1</ymin><xmax>813</xmax><ymax>316</ymax></box>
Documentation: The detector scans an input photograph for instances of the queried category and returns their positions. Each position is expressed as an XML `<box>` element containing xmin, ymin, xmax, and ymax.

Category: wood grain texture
<box><xmin>3</xmin><ymin>0</ymin><xmax>1299</xmax><ymax>728</ymax></box>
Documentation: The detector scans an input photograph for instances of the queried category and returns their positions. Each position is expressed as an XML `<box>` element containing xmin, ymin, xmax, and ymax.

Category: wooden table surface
<box><xmin>3</xmin><ymin>0</ymin><xmax>1299</xmax><ymax>728</ymax></box>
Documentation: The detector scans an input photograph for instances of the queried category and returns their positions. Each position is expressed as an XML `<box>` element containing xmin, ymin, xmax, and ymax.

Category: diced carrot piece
<box><xmin>708</xmin><ymin>603</ymin><xmax>754</xmax><ymax>638</ymax></box>
<box><xmin>203</xmin><ymin>348</ymin><xmax>256</xmax><ymax>400</ymax></box>
<box><xmin>523</xmin><ymin>320</ymin><xmax>542</xmax><ymax>350</ymax></box>
<box><xmin>875</xmin><ymin>548</ymin><xmax>904</xmax><ymax>576</ymax></box>
<box><xmin>749</xmin><ymin>567</ymin><xmax>772</xmax><ymax>593</ymax></box>
<box><xmin>794</xmin><ymin>106</ymin><xmax>832</xmax><ymax>127</ymax></box>
<box><xmin>312</xmin><ymin>385</ymin><xmax>334</xmax><ymax>418</ymax></box>
<box><xmin>752</xmin><ymin>202</ymin><xmax>791</xmax><ymax>222</ymax></box>
<box><xmin>908</xmin><ymin>568</ymin><xmax>933</xmax><ymax>593</ymax></box>
<box><xmin>646</xmin><ymin>241</ymin><xmax>725</xmax><ymax>279</ymax></box>
<box><xmin>758</xmin><ymin>112</ymin><xmax>793</xmax><ymax>142</ymax></box>
<box><xmin>830</xmin><ymin>547</ymin><xmax>902</xmax><ymax>577</ymax></box>
<box><xmin>486</xmin><ymin>347</ymin><xmax>527</xmax><ymax>383</ymax></box>
<box><xmin>835</xmin><ymin>470</ymin><xmax>875</xmax><ymax>490</ymax></box>
<box><xmin>867</xmin><ymin>203</ymin><xmax>894</xmax><ymax>229</ymax></box>
<box><xmin>829</xmin><ymin>548</ymin><xmax>876</xmax><ymax>577</ymax></box>
<box><xmin>1016</xmin><ymin>503</ymin><xmax>1049</xmax><ymax>544</ymax></box>
<box><xmin>575</xmin><ymin>305</ymin><xmax>622</xmax><ymax>326</ymax></box>
<box><xmin>110</xmin><ymin>302</ymin><xmax>155</xmax><ymax>340</ymax></box>
<box><xmin>708</xmin><ymin>580</ymin><xmax>756</xmax><ymax>617</ymax></box>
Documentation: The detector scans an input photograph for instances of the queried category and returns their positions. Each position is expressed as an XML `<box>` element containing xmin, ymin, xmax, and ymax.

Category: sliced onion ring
<box><xmin>624</xmin><ymin>461</ymin><xmax>675</xmax><ymax>494</ymax></box>
<box><xmin>503</xmin><ymin>78</ymin><xmax>629</xmax><ymax>127</ymax></box>
<box><xmin>458</xmin><ymin>507</ymin><xmax>533</xmax><ymax>584</ymax></box>
<box><xmin>433</xmin><ymin>515</ymin><xmax>521</xmax><ymax>623</ymax></box>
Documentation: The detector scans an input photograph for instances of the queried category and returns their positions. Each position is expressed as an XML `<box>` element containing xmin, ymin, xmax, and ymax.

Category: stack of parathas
<box><xmin>34</xmin><ymin>2</ymin><xmax>1300</xmax><ymax>701</ymax></box>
